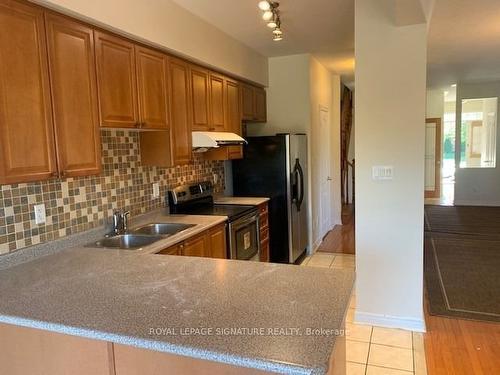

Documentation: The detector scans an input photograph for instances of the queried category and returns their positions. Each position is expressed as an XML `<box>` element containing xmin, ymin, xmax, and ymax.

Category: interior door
<box><xmin>425</xmin><ymin>118</ymin><xmax>442</xmax><ymax>198</ymax></box>
<box><xmin>319</xmin><ymin>107</ymin><xmax>332</xmax><ymax>239</ymax></box>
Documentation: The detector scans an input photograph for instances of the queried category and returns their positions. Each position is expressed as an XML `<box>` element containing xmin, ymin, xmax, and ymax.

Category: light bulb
<box><xmin>273</xmin><ymin>28</ymin><xmax>282</xmax><ymax>36</ymax></box>
<box><xmin>258</xmin><ymin>1</ymin><xmax>271</xmax><ymax>11</ymax></box>
<box><xmin>267</xmin><ymin>20</ymin><xmax>277</xmax><ymax>28</ymax></box>
<box><xmin>273</xmin><ymin>34</ymin><xmax>283</xmax><ymax>41</ymax></box>
<box><xmin>262</xmin><ymin>10</ymin><xmax>273</xmax><ymax>21</ymax></box>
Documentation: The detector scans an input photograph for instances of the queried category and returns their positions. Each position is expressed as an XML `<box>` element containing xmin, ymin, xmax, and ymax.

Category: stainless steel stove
<box><xmin>167</xmin><ymin>182</ymin><xmax>260</xmax><ymax>260</ymax></box>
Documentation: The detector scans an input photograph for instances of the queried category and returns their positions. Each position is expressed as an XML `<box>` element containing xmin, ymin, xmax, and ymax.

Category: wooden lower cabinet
<box><xmin>0</xmin><ymin>319</ymin><xmax>345</xmax><ymax>375</ymax></box>
<box><xmin>0</xmin><ymin>323</ymin><xmax>113</xmax><ymax>375</ymax></box>
<box><xmin>157</xmin><ymin>223</ymin><xmax>227</xmax><ymax>259</ymax></box>
<box><xmin>113</xmin><ymin>343</ymin><xmax>270</xmax><ymax>375</ymax></box>
<box><xmin>157</xmin><ymin>243</ymin><xmax>181</xmax><ymax>255</ymax></box>
<box><xmin>208</xmin><ymin>223</ymin><xmax>227</xmax><ymax>259</ymax></box>
<box><xmin>258</xmin><ymin>202</ymin><xmax>270</xmax><ymax>262</ymax></box>
<box><xmin>182</xmin><ymin>232</ymin><xmax>208</xmax><ymax>257</ymax></box>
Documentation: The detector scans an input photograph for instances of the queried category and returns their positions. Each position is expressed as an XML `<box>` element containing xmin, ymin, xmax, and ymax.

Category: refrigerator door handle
<box><xmin>292</xmin><ymin>158</ymin><xmax>305</xmax><ymax>211</ymax></box>
<box><xmin>297</xmin><ymin>159</ymin><xmax>305</xmax><ymax>211</ymax></box>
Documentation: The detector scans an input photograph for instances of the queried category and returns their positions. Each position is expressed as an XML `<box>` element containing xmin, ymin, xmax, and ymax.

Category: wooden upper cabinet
<box><xmin>209</xmin><ymin>73</ymin><xmax>225</xmax><ymax>131</ymax></box>
<box><xmin>241</xmin><ymin>84</ymin><xmax>255</xmax><ymax>121</ymax></box>
<box><xmin>95</xmin><ymin>31</ymin><xmax>139</xmax><ymax>128</ymax></box>
<box><xmin>241</xmin><ymin>83</ymin><xmax>267</xmax><ymax>123</ymax></box>
<box><xmin>135</xmin><ymin>46</ymin><xmax>169</xmax><ymax>130</ymax></box>
<box><xmin>226</xmin><ymin>79</ymin><xmax>243</xmax><ymax>159</ymax></box>
<box><xmin>45</xmin><ymin>13</ymin><xmax>102</xmax><ymax>178</ymax></box>
<box><xmin>254</xmin><ymin>87</ymin><xmax>267</xmax><ymax>122</ymax></box>
<box><xmin>0</xmin><ymin>0</ymin><xmax>57</xmax><ymax>184</ymax></box>
<box><xmin>169</xmin><ymin>58</ymin><xmax>192</xmax><ymax>165</ymax></box>
<box><xmin>189</xmin><ymin>65</ymin><xmax>210</xmax><ymax>131</ymax></box>
<box><xmin>202</xmin><ymin>78</ymin><xmax>243</xmax><ymax>161</ymax></box>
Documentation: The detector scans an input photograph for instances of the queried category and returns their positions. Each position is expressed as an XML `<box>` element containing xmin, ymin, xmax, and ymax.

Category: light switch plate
<box><xmin>152</xmin><ymin>183</ymin><xmax>160</xmax><ymax>199</ymax></box>
<box><xmin>34</xmin><ymin>204</ymin><xmax>46</xmax><ymax>225</ymax></box>
<box><xmin>372</xmin><ymin>166</ymin><xmax>394</xmax><ymax>180</ymax></box>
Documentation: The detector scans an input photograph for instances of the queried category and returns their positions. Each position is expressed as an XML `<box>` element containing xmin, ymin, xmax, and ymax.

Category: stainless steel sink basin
<box><xmin>89</xmin><ymin>234</ymin><xmax>164</xmax><ymax>250</ymax></box>
<box><xmin>130</xmin><ymin>223</ymin><xmax>195</xmax><ymax>236</ymax></box>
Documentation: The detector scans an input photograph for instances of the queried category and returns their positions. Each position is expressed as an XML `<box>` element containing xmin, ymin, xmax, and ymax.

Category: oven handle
<box><xmin>230</xmin><ymin>212</ymin><xmax>259</xmax><ymax>230</ymax></box>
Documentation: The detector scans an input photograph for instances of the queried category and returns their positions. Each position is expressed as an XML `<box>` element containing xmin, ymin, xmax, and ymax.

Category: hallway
<box><xmin>317</xmin><ymin>204</ymin><xmax>355</xmax><ymax>255</ymax></box>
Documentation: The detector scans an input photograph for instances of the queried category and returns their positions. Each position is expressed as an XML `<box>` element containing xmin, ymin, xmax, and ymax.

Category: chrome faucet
<box><xmin>111</xmin><ymin>210</ymin><xmax>130</xmax><ymax>235</ymax></box>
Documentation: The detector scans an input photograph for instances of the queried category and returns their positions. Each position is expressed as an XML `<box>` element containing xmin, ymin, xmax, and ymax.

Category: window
<box><xmin>459</xmin><ymin>97</ymin><xmax>497</xmax><ymax>168</ymax></box>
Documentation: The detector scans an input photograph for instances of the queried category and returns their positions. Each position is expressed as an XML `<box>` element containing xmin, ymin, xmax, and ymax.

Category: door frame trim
<box><xmin>425</xmin><ymin>117</ymin><xmax>442</xmax><ymax>199</ymax></box>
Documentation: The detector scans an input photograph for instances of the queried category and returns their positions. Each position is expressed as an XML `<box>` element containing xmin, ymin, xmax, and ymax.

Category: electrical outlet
<box><xmin>34</xmin><ymin>204</ymin><xmax>46</xmax><ymax>225</ymax></box>
<box><xmin>152</xmin><ymin>183</ymin><xmax>160</xmax><ymax>199</ymax></box>
<box><xmin>213</xmin><ymin>173</ymin><xmax>218</xmax><ymax>184</ymax></box>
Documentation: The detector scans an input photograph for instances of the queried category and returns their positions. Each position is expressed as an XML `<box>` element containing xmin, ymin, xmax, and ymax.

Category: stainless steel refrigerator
<box><xmin>232</xmin><ymin>134</ymin><xmax>308</xmax><ymax>264</ymax></box>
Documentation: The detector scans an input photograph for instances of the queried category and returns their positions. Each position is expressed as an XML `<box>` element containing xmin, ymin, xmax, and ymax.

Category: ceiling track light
<box><xmin>257</xmin><ymin>1</ymin><xmax>283</xmax><ymax>41</ymax></box>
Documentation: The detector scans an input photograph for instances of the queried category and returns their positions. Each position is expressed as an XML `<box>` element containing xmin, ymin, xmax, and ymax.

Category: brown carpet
<box><xmin>424</xmin><ymin>205</ymin><xmax>500</xmax><ymax>239</ymax></box>
<box><xmin>424</xmin><ymin>206</ymin><xmax>500</xmax><ymax>322</ymax></box>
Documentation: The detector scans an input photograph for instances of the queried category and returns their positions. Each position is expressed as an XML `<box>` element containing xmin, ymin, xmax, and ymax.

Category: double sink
<box><xmin>89</xmin><ymin>223</ymin><xmax>196</xmax><ymax>250</ymax></box>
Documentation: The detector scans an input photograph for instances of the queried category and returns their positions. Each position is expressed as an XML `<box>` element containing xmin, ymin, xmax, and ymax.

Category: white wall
<box><xmin>455</xmin><ymin>81</ymin><xmax>500</xmax><ymax>206</ymax></box>
<box><xmin>247</xmin><ymin>55</ymin><xmax>311</xmax><ymax>136</ymax></box>
<box><xmin>36</xmin><ymin>0</ymin><xmax>268</xmax><ymax>85</ymax></box>
<box><xmin>247</xmin><ymin>54</ymin><xmax>342</xmax><ymax>253</ymax></box>
<box><xmin>426</xmin><ymin>89</ymin><xmax>444</xmax><ymax>119</ymax></box>
<box><xmin>355</xmin><ymin>0</ymin><xmax>427</xmax><ymax>331</ymax></box>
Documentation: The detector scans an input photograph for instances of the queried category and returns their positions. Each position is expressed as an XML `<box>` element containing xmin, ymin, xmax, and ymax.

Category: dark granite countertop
<box><xmin>0</xmin><ymin>244</ymin><xmax>353</xmax><ymax>374</ymax></box>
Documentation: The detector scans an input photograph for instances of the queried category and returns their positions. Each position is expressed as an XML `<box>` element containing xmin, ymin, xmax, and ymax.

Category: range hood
<box><xmin>192</xmin><ymin>131</ymin><xmax>247</xmax><ymax>152</ymax></box>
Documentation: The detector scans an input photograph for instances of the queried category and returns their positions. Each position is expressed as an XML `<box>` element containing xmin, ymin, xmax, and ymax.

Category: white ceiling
<box><xmin>171</xmin><ymin>0</ymin><xmax>354</xmax><ymax>83</ymax></box>
<box><xmin>427</xmin><ymin>0</ymin><xmax>500</xmax><ymax>87</ymax></box>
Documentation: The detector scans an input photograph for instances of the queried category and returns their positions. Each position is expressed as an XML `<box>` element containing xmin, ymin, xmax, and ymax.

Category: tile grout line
<box><xmin>363</xmin><ymin>326</ymin><xmax>372</xmax><ymax>375</ymax></box>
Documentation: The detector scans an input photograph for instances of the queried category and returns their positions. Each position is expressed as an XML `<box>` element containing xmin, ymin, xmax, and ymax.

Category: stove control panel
<box><xmin>168</xmin><ymin>181</ymin><xmax>214</xmax><ymax>205</ymax></box>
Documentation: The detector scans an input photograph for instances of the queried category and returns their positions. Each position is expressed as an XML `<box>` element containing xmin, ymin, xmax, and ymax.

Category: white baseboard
<box><xmin>354</xmin><ymin>310</ymin><xmax>426</xmax><ymax>332</ymax></box>
<box><xmin>454</xmin><ymin>199</ymin><xmax>500</xmax><ymax>207</ymax></box>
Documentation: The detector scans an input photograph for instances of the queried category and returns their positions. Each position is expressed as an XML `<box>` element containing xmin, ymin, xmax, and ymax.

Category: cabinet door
<box><xmin>95</xmin><ymin>31</ymin><xmax>138</xmax><ymax>128</ymax></box>
<box><xmin>208</xmin><ymin>224</ymin><xmax>227</xmax><ymax>259</ymax></box>
<box><xmin>226</xmin><ymin>79</ymin><xmax>243</xmax><ymax>160</ymax></box>
<box><xmin>254</xmin><ymin>87</ymin><xmax>267</xmax><ymax>122</ymax></box>
<box><xmin>209</xmin><ymin>73</ymin><xmax>225</xmax><ymax>131</ymax></box>
<box><xmin>157</xmin><ymin>243</ymin><xmax>181</xmax><ymax>255</ymax></box>
<box><xmin>182</xmin><ymin>233</ymin><xmax>208</xmax><ymax>257</ymax></box>
<box><xmin>0</xmin><ymin>0</ymin><xmax>57</xmax><ymax>184</ymax></box>
<box><xmin>189</xmin><ymin>65</ymin><xmax>210</xmax><ymax>131</ymax></box>
<box><xmin>241</xmin><ymin>83</ymin><xmax>255</xmax><ymax>121</ymax></box>
<box><xmin>135</xmin><ymin>46</ymin><xmax>169</xmax><ymax>130</ymax></box>
<box><xmin>0</xmin><ymin>323</ymin><xmax>113</xmax><ymax>375</ymax></box>
<box><xmin>45</xmin><ymin>14</ymin><xmax>102</xmax><ymax>178</ymax></box>
<box><xmin>169</xmin><ymin>58</ymin><xmax>192</xmax><ymax>165</ymax></box>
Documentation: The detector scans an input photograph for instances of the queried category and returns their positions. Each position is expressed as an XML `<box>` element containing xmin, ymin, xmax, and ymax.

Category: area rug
<box><xmin>424</xmin><ymin>205</ymin><xmax>500</xmax><ymax>239</ymax></box>
<box><xmin>424</xmin><ymin>231</ymin><xmax>500</xmax><ymax>322</ymax></box>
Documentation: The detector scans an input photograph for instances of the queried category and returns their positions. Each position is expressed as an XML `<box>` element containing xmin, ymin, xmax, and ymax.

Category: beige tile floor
<box><xmin>301</xmin><ymin>252</ymin><xmax>427</xmax><ymax>375</ymax></box>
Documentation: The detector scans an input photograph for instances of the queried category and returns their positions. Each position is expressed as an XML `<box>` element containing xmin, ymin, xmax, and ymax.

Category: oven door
<box><xmin>229</xmin><ymin>211</ymin><xmax>260</xmax><ymax>260</ymax></box>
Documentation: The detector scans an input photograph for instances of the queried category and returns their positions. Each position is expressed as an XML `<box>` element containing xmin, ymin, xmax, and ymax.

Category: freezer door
<box><xmin>289</xmin><ymin>134</ymin><xmax>308</xmax><ymax>262</ymax></box>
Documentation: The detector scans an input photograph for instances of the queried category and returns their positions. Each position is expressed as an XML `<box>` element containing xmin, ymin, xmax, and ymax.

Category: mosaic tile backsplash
<box><xmin>0</xmin><ymin>130</ymin><xmax>224</xmax><ymax>254</ymax></box>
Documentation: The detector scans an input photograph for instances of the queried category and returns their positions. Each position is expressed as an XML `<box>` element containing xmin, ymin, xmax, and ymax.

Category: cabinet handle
<box><xmin>135</xmin><ymin>122</ymin><xmax>141</xmax><ymax>128</ymax></box>
<box><xmin>51</xmin><ymin>172</ymin><xmax>58</xmax><ymax>178</ymax></box>
<box><xmin>60</xmin><ymin>171</ymin><xmax>65</xmax><ymax>178</ymax></box>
